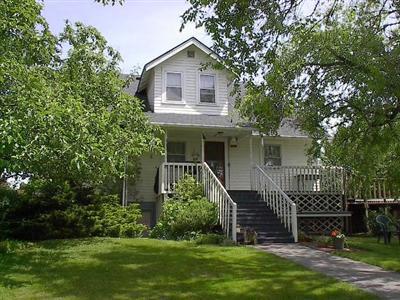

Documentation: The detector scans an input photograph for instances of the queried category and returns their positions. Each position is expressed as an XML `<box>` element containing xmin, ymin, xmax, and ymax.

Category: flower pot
<box><xmin>334</xmin><ymin>238</ymin><xmax>345</xmax><ymax>250</ymax></box>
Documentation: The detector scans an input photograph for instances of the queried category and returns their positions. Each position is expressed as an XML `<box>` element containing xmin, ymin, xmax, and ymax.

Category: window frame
<box><xmin>264</xmin><ymin>144</ymin><xmax>282</xmax><ymax>166</ymax></box>
<box><xmin>198</xmin><ymin>73</ymin><xmax>217</xmax><ymax>105</ymax></box>
<box><xmin>165</xmin><ymin>71</ymin><xmax>184</xmax><ymax>103</ymax></box>
<box><xmin>167</xmin><ymin>141</ymin><xmax>186</xmax><ymax>162</ymax></box>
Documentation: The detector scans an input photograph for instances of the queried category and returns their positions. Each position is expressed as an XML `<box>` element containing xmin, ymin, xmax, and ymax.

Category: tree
<box><xmin>0</xmin><ymin>0</ymin><xmax>162</xmax><ymax>185</ymax></box>
<box><xmin>182</xmin><ymin>0</ymin><xmax>400</xmax><ymax>186</ymax></box>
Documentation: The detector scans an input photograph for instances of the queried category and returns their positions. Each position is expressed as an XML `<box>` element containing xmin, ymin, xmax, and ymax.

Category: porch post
<box><xmin>259</xmin><ymin>134</ymin><xmax>264</xmax><ymax>165</ymax></box>
<box><xmin>164</xmin><ymin>129</ymin><xmax>168</xmax><ymax>163</ymax></box>
<box><xmin>249</xmin><ymin>135</ymin><xmax>253</xmax><ymax>190</ymax></box>
<box><xmin>201</xmin><ymin>133</ymin><xmax>205</xmax><ymax>163</ymax></box>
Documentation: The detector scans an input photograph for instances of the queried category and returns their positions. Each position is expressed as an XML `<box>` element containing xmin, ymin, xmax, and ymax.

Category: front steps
<box><xmin>229</xmin><ymin>190</ymin><xmax>294</xmax><ymax>244</ymax></box>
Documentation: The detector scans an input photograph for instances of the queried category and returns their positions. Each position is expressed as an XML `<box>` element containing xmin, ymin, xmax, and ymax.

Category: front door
<box><xmin>204</xmin><ymin>141</ymin><xmax>225</xmax><ymax>186</ymax></box>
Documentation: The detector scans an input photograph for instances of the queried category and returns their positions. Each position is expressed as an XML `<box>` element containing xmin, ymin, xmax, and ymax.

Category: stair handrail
<box><xmin>202</xmin><ymin>162</ymin><xmax>237</xmax><ymax>242</ymax></box>
<box><xmin>253</xmin><ymin>165</ymin><xmax>298</xmax><ymax>242</ymax></box>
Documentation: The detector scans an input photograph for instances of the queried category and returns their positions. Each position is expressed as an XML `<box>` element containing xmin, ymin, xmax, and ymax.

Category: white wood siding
<box><xmin>152</xmin><ymin>45</ymin><xmax>230</xmax><ymax>115</ymax></box>
<box><xmin>252</xmin><ymin>137</ymin><xmax>311</xmax><ymax>166</ymax></box>
<box><xmin>128</xmin><ymin>153</ymin><xmax>163</xmax><ymax>203</ymax></box>
<box><xmin>228</xmin><ymin>135</ymin><xmax>252</xmax><ymax>190</ymax></box>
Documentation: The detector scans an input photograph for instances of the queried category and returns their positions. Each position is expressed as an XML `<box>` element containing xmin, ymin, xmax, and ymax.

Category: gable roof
<box><xmin>142</xmin><ymin>37</ymin><xmax>216</xmax><ymax>73</ymax></box>
<box><xmin>137</xmin><ymin>37</ymin><xmax>219</xmax><ymax>94</ymax></box>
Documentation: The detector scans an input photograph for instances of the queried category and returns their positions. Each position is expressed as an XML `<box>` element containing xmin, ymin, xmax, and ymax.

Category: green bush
<box><xmin>0</xmin><ymin>180</ymin><xmax>146</xmax><ymax>240</ymax></box>
<box><xmin>173</xmin><ymin>174</ymin><xmax>204</xmax><ymax>202</ymax></box>
<box><xmin>193</xmin><ymin>233</ymin><xmax>224</xmax><ymax>245</ymax></box>
<box><xmin>171</xmin><ymin>199</ymin><xmax>218</xmax><ymax>238</ymax></box>
<box><xmin>151</xmin><ymin>175</ymin><xmax>218</xmax><ymax>240</ymax></box>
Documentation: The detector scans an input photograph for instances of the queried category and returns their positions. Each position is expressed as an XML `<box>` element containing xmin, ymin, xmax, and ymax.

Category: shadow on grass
<box><xmin>0</xmin><ymin>238</ymin><xmax>375</xmax><ymax>300</ymax></box>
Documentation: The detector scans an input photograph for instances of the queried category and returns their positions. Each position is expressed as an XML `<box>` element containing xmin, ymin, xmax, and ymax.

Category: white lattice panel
<box><xmin>287</xmin><ymin>193</ymin><xmax>343</xmax><ymax>212</ymax></box>
<box><xmin>299</xmin><ymin>217</ymin><xmax>344</xmax><ymax>234</ymax></box>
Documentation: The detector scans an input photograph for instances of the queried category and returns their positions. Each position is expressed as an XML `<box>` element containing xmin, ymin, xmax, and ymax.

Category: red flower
<box><xmin>331</xmin><ymin>230</ymin><xmax>340</xmax><ymax>238</ymax></box>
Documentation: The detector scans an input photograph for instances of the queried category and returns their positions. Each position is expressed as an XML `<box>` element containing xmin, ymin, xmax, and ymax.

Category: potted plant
<box><xmin>244</xmin><ymin>228</ymin><xmax>258</xmax><ymax>245</ymax></box>
<box><xmin>331</xmin><ymin>230</ymin><xmax>346</xmax><ymax>250</ymax></box>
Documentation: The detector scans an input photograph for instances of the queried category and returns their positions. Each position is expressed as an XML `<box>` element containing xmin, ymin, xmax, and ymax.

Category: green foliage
<box><xmin>0</xmin><ymin>240</ymin><xmax>32</xmax><ymax>254</ymax></box>
<box><xmin>0</xmin><ymin>0</ymin><xmax>162</xmax><ymax>184</ymax></box>
<box><xmin>193</xmin><ymin>233</ymin><xmax>224</xmax><ymax>245</ymax></box>
<box><xmin>0</xmin><ymin>180</ymin><xmax>146</xmax><ymax>240</ymax></box>
<box><xmin>151</xmin><ymin>176</ymin><xmax>218</xmax><ymax>240</ymax></box>
<box><xmin>182</xmin><ymin>0</ymin><xmax>400</xmax><ymax>186</ymax></box>
<box><xmin>173</xmin><ymin>174</ymin><xmax>204</xmax><ymax>202</ymax></box>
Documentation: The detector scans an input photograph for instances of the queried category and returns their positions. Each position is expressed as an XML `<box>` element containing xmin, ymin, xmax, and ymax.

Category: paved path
<box><xmin>256</xmin><ymin>244</ymin><xmax>400</xmax><ymax>300</ymax></box>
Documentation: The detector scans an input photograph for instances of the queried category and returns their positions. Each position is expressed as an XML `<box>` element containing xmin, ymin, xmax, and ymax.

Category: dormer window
<box><xmin>166</xmin><ymin>72</ymin><xmax>182</xmax><ymax>101</ymax></box>
<box><xmin>200</xmin><ymin>74</ymin><xmax>215</xmax><ymax>103</ymax></box>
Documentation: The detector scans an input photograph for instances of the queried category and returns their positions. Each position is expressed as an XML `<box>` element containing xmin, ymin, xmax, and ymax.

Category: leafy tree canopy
<box><xmin>182</xmin><ymin>0</ymin><xmax>400</xmax><ymax>185</ymax></box>
<box><xmin>0</xmin><ymin>0</ymin><xmax>162</xmax><ymax>185</ymax></box>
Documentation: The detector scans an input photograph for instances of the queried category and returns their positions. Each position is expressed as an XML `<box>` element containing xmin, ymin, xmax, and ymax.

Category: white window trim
<box><xmin>163</xmin><ymin>71</ymin><xmax>185</xmax><ymax>104</ymax></box>
<box><xmin>264</xmin><ymin>144</ymin><xmax>282</xmax><ymax>166</ymax></box>
<box><xmin>197</xmin><ymin>72</ymin><xmax>218</xmax><ymax>106</ymax></box>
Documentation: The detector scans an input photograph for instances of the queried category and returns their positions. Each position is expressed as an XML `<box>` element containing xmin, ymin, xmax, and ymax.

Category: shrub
<box><xmin>193</xmin><ymin>233</ymin><xmax>224</xmax><ymax>245</ymax></box>
<box><xmin>173</xmin><ymin>174</ymin><xmax>204</xmax><ymax>202</ymax></box>
<box><xmin>151</xmin><ymin>175</ymin><xmax>218</xmax><ymax>240</ymax></box>
<box><xmin>1</xmin><ymin>179</ymin><xmax>146</xmax><ymax>240</ymax></box>
<box><xmin>171</xmin><ymin>198</ymin><xmax>218</xmax><ymax>238</ymax></box>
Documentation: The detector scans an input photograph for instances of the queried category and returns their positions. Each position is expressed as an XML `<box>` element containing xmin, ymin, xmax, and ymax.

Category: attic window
<box><xmin>187</xmin><ymin>50</ymin><xmax>195</xmax><ymax>58</ymax></box>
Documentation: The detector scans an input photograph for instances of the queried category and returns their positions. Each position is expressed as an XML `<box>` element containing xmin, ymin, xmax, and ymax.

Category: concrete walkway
<box><xmin>256</xmin><ymin>244</ymin><xmax>400</xmax><ymax>300</ymax></box>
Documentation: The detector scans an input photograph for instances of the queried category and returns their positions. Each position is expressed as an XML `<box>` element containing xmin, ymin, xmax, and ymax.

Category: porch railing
<box><xmin>202</xmin><ymin>162</ymin><xmax>237</xmax><ymax>242</ymax></box>
<box><xmin>262</xmin><ymin>165</ymin><xmax>345</xmax><ymax>194</ymax></box>
<box><xmin>253</xmin><ymin>165</ymin><xmax>298</xmax><ymax>242</ymax></box>
<box><xmin>159</xmin><ymin>162</ymin><xmax>202</xmax><ymax>194</ymax></box>
<box><xmin>159</xmin><ymin>162</ymin><xmax>237</xmax><ymax>242</ymax></box>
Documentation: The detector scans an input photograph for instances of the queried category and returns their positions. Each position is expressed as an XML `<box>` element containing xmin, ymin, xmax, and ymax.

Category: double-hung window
<box><xmin>199</xmin><ymin>74</ymin><xmax>216</xmax><ymax>103</ymax></box>
<box><xmin>167</xmin><ymin>142</ymin><xmax>186</xmax><ymax>162</ymax></box>
<box><xmin>166</xmin><ymin>72</ymin><xmax>182</xmax><ymax>101</ymax></box>
<box><xmin>264</xmin><ymin>145</ymin><xmax>281</xmax><ymax>166</ymax></box>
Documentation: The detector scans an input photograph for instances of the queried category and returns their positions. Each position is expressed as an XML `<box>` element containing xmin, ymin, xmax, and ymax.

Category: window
<box><xmin>166</xmin><ymin>72</ymin><xmax>182</xmax><ymax>101</ymax></box>
<box><xmin>167</xmin><ymin>142</ymin><xmax>186</xmax><ymax>162</ymax></box>
<box><xmin>199</xmin><ymin>74</ymin><xmax>215</xmax><ymax>103</ymax></box>
<box><xmin>264</xmin><ymin>145</ymin><xmax>281</xmax><ymax>166</ymax></box>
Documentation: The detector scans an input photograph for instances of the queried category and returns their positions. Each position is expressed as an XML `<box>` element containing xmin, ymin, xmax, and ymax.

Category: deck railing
<box><xmin>262</xmin><ymin>165</ymin><xmax>345</xmax><ymax>194</ymax></box>
<box><xmin>253</xmin><ymin>165</ymin><xmax>298</xmax><ymax>242</ymax></box>
<box><xmin>159</xmin><ymin>162</ymin><xmax>237</xmax><ymax>242</ymax></box>
<box><xmin>345</xmin><ymin>175</ymin><xmax>397</xmax><ymax>201</ymax></box>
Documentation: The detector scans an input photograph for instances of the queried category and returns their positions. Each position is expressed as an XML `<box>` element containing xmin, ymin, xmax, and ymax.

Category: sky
<box><xmin>41</xmin><ymin>0</ymin><xmax>211</xmax><ymax>73</ymax></box>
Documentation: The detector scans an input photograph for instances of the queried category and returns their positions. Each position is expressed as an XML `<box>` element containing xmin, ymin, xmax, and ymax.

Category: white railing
<box><xmin>160</xmin><ymin>162</ymin><xmax>202</xmax><ymax>194</ymax></box>
<box><xmin>159</xmin><ymin>162</ymin><xmax>237</xmax><ymax>242</ymax></box>
<box><xmin>262</xmin><ymin>165</ymin><xmax>345</xmax><ymax>194</ymax></box>
<box><xmin>253</xmin><ymin>165</ymin><xmax>298</xmax><ymax>242</ymax></box>
<box><xmin>202</xmin><ymin>162</ymin><xmax>237</xmax><ymax>242</ymax></box>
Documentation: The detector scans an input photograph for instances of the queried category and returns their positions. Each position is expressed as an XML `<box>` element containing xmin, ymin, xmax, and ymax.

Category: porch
<box><xmin>158</xmin><ymin>162</ymin><xmax>351</xmax><ymax>242</ymax></box>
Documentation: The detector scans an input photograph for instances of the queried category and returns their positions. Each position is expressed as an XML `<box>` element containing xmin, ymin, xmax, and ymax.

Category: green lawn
<box><xmin>0</xmin><ymin>238</ymin><xmax>376</xmax><ymax>300</ymax></box>
<box><xmin>334</xmin><ymin>236</ymin><xmax>400</xmax><ymax>272</ymax></box>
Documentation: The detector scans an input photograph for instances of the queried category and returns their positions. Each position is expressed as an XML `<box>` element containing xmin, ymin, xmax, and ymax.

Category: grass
<box><xmin>334</xmin><ymin>235</ymin><xmax>400</xmax><ymax>272</ymax></box>
<box><xmin>0</xmin><ymin>238</ymin><xmax>376</xmax><ymax>300</ymax></box>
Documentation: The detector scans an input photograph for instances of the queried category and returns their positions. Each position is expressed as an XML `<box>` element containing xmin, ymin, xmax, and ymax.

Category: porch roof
<box><xmin>146</xmin><ymin>112</ymin><xmax>309</xmax><ymax>138</ymax></box>
<box><xmin>145</xmin><ymin>112</ymin><xmax>251</xmax><ymax>130</ymax></box>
